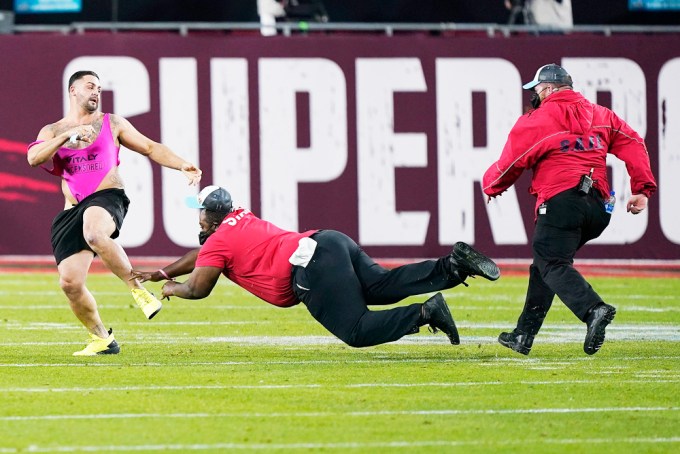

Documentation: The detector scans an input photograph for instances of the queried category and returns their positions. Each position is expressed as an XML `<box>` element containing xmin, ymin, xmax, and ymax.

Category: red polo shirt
<box><xmin>195</xmin><ymin>208</ymin><xmax>317</xmax><ymax>307</ymax></box>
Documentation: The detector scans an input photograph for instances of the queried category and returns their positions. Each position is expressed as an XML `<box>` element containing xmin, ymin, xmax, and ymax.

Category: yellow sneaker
<box><xmin>131</xmin><ymin>288</ymin><xmax>162</xmax><ymax>319</ymax></box>
<box><xmin>73</xmin><ymin>328</ymin><xmax>120</xmax><ymax>356</ymax></box>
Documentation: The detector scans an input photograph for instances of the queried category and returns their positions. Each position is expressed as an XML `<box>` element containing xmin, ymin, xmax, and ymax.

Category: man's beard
<box><xmin>84</xmin><ymin>99</ymin><xmax>98</xmax><ymax>112</ymax></box>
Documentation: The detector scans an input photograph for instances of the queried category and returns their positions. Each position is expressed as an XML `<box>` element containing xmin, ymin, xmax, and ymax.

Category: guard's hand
<box><xmin>130</xmin><ymin>269</ymin><xmax>159</xmax><ymax>283</ymax></box>
<box><xmin>627</xmin><ymin>194</ymin><xmax>648</xmax><ymax>215</ymax></box>
<box><xmin>181</xmin><ymin>162</ymin><xmax>203</xmax><ymax>186</ymax></box>
<box><xmin>161</xmin><ymin>280</ymin><xmax>177</xmax><ymax>300</ymax></box>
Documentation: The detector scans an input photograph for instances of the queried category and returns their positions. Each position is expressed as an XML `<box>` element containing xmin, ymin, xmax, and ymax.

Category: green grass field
<box><xmin>0</xmin><ymin>271</ymin><xmax>678</xmax><ymax>453</ymax></box>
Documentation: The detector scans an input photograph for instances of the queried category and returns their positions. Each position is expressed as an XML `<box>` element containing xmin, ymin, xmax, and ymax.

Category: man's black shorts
<box><xmin>50</xmin><ymin>188</ymin><xmax>130</xmax><ymax>265</ymax></box>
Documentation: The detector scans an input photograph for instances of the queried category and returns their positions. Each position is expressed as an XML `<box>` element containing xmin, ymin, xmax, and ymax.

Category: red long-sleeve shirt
<box><xmin>482</xmin><ymin>90</ymin><xmax>657</xmax><ymax>217</ymax></box>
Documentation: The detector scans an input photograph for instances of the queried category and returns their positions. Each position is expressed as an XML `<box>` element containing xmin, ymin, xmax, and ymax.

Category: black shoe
<box><xmin>498</xmin><ymin>330</ymin><xmax>534</xmax><ymax>355</ymax></box>
<box><xmin>101</xmin><ymin>339</ymin><xmax>120</xmax><ymax>355</ymax></box>
<box><xmin>584</xmin><ymin>303</ymin><xmax>616</xmax><ymax>355</ymax></box>
<box><xmin>448</xmin><ymin>242</ymin><xmax>501</xmax><ymax>284</ymax></box>
<box><xmin>421</xmin><ymin>293</ymin><xmax>460</xmax><ymax>345</ymax></box>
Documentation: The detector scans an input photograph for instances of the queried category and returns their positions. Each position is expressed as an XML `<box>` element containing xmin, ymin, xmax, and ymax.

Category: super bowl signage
<box><xmin>61</xmin><ymin>55</ymin><xmax>679</xmax><ymax>253</ymax></box>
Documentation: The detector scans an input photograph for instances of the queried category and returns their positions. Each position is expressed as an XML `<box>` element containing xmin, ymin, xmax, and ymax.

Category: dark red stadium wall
<box><xmin>0</xmin><ymin>32</ymin><xmax>678</xmax><ymax>260</ymax></box>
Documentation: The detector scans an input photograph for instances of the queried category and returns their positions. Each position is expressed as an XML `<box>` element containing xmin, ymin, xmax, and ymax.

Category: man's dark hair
<box><xmin>204</xmin><ymin>209</ymin><xmax>229</xmax><ymax>227</ymax></box>
<box><xmin>68</xmin><ymin>70</ymin><xmax>100</xmax><ymax>89</ymax></box>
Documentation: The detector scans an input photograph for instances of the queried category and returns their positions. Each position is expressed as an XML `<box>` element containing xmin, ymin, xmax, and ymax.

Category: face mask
<box><xmin>198</xmin><ymin>230</ymin><xmax>211</xmax><ymax>245</ymax></box>
<box><xmin>198</xmin><ymin>223</ymin><xmax>217</xmax><ymax>245</ymax></box>
<box><xmin>530</xmin><ymin>86</ymin><xmax>551</xmax><ymax>109</ymax></box>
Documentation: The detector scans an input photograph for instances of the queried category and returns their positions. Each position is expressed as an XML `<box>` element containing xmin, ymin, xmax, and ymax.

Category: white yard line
<box><xmin>2</xmin><ymin>321</ymin><xmax>678</xmax><ymax>339</ymax></box>
<box><xmin>0</xmin><ymin>406</ymin><xmax>678</xmax><ymax>423</ymax></box>
<box><xmin>1</xmin><ymin>352</ymin><xmax>679</xmax><ymax>368</ymax></box>
<box><xmin>194</xmin><ymin>331</ymin><xmax>680</xmax><ymax>344</ymax></box>
<box><xmin>2</xmin><ymin>330</ymin><xmax>680</xmax><ymax>347</ymax></box>
<box><xmin>2</xmin><ymin>437</ymin><xmax>680</xmax><ymax>453</ymax></box>
<box><xmin>1</xmin><ymin>437</ymin><xmax>679</xmax><ymax>453</ymax></box>
<box><xmin>624</xmin><ymin>306</ymin><xmax>680</xmax><ymax>312</ymax></box>
<box><xmin>5</xmin><ymin>321</ymin><xmax>680</xmax><ymax>330</ymax></box>
<box><xmin>0</xmin><ymin>378</ymin><xmax>677</xmax><ymax>394</ymax></box>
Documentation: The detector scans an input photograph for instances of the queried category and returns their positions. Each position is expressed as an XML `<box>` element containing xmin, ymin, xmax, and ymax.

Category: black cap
<box><xmin>523</xmin><ymin>63</ymin><xmax>573</xmax><ymax>90</ymax></box>
<box><xmin>186</xmin><ymin>185</ymin><xmax>233</xmax><ymax>212</ymax></box>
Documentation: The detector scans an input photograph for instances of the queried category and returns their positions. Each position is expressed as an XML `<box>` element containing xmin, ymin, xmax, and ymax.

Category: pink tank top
<box><xmin>34</xmin><ymin>113</ymin><xmax>120</xmax><ymax>203</ymax></box>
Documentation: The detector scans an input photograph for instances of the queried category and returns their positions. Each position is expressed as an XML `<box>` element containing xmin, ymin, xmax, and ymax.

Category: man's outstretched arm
<box><xmin>161</xmin><ymin>266</ymin><xmax>222</xmax><ymax>300</ymax></box>
<box><xmin>113</xmin><ymin>114</ymin><xmax>202</xmax><ymax>186</ymax></box>
<box><xmin>132</xmin><ymin>248</ymin><xmax>201</xmax><ymax>283</ymax></box>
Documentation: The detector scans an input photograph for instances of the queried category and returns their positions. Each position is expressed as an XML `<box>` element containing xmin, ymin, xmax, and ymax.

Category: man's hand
<box><xmin>158</xmin><ymin>266</ymin><xmax>220</xmax><ymax>300</ymax></box>
<box><xmin>627</xmin><ymin>194</ymin><xmax>648</xmax><ymax>215</ymax></box>
<box><xmin>67</xmin><ymin>124</ymin><xmax>97</xmax><ymax>145</ymax></box>
<box><xmin>181</xmin><ymin>162</ymin><xmax>202</xmax><ymax>186</ymax></box>
<box><xmin>161</xmin><ymin>280</ymin><xmax>177</xmax><ymax>299</ymax></box>
<box><xmin>131</xmin><ymin>269</ymin><xmax>162</xmax><ymax>283</ymax></box>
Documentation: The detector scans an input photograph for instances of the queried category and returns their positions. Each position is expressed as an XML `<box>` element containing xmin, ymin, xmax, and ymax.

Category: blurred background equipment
<box><xmin>258</xmin><ymin>0</ymin><xmax>328</xmax><ymax>36</ymax></box>
<box><xmin>629</xmin><ymin>0</ymin><xmax>680</xmax><ymax>10</ymax></box>
<box><xmin>14</xmin><ymin>0</ymin><xmax>82</xmax><ymax>13</ymax></box>
<box><xmin>506</xmin><ymin>0</ymin><xmax>533</xmax><ymax>25</ymax></box>
<box><xmin>0</xmin><ymin>9</ymin><xmax>13</xmax><ymax>33</ymax></box>
<box><xmin>257</xmin><ymin>0</ymin><xmax>286</xmax><ymax>36</ymax></box>
<box><xmin>1</xmin><ymin>0</ymin><xmax>679</xmax><ymax>25</ymax></box>
<box><xmin>505</xmin><ymin>0</ymin><xmax>573</xmax><ymax>28</ymax></box>
<box><xmin>282</xmin><ymin>0</ymin><xmax>328</xmax><ymax>23</ymax></box>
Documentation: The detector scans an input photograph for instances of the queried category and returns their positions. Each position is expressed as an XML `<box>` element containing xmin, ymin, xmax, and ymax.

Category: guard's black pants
<box><xmin>516</xmin><ymin>189</ymin><xmax>611</xmax><ymax>336</ymax></box>
<box><xmin>292</xmin><ymin>230</ymin><xmax>463</xmax><ymax>347</ymax></box>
